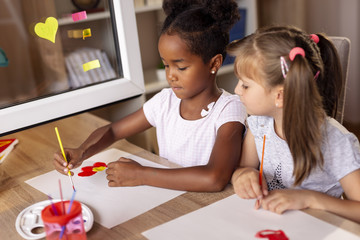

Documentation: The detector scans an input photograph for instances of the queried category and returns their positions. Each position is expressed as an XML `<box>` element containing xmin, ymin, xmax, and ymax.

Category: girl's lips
<box><xmin>171</xmin><ymin>86</ymin><xmax>182</xmax><ymax>90</ymax></box>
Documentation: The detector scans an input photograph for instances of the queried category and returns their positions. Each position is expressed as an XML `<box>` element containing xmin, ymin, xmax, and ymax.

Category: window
<box><xmin>0</xmin><ymin>0</ymin><xmax>144</xmax><ymax>135</ymax></box>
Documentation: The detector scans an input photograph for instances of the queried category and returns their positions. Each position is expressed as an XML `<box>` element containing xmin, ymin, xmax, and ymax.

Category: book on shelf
<box><xmin>65</xmin><ymin>48</ymin><xmax>116</xmax><ymax>88</ymax></box>
<box><xmin>0</xmin><ymin>138</ymin><xmax>19</xmax><ymax>163</ymax></box>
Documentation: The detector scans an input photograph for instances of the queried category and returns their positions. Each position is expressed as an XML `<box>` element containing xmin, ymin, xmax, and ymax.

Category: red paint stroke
<box><xmin>93</xmin><ymin>162</ymin><xmax>107</xmax><ymax>167</ymax></box>
<box><xmin>78</xmin><ymin>162</ymin><xmax>107</xmax><ymax>177</ymax></box>
<box><xmin>255</xmin><ymin>229</ymin><xmax>289</xmax><ymax>240</ymax></box>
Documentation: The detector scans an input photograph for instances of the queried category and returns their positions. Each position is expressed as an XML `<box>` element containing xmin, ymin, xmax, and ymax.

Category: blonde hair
<box><xmin>227</xmin><ymin>26</ymin><xmax>342</xmax><ymax>185</ymax></box>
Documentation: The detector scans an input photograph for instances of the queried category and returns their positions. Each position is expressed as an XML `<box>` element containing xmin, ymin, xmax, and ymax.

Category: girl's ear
<box><xmin>210</xmin><ymin>54</ymin><xmax>223</xmax><ymax>74</ymax></box>
<box><xmin>274</xmin><ymin>86</ymin><xmax>284</xmax><ymax>108</ymax></box>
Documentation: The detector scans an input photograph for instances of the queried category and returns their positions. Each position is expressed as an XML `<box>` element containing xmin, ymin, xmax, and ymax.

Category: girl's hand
<box><xmin>53</xmin><ymin>148</ymin><xmax>83</xmax><ymax>175</ymax></box>
<box><xmin>260</xmin><ymin>189</ymin><xmax>312</xmax><ymax>214</ymax></box>
<box><xmin>232</xmin><ymin>167</ymin><xmax>268</xmax><ymax>200</ymax></box>
<box><xmin>106</xmin><ymin>157</ymin><xmax>143</xmax><ymax>187</ymax></box>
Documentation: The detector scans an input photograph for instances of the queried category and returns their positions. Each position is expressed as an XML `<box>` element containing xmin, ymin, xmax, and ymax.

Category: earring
<box><xmin>275</xmin><ymin>103</ymin><xmax>279</xmax><ymax>107</ymax></box>
<box><xmin>211</xmin><ymin>70</ymin><xmax>215</xmax><ymax>74</ymax></box>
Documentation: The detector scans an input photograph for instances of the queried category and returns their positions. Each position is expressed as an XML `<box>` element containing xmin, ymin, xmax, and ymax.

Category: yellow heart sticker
<box><xmin>34</xmin><ymin>17</ymin><xmax>58</xmax><ymax>43</ymax></box>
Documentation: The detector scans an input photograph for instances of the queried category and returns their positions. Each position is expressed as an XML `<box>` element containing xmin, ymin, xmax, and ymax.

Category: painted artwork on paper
<box><xmin>78</xmin><ymin>162</ymin><xmax>107</xmax><ymax>177</ymax></box>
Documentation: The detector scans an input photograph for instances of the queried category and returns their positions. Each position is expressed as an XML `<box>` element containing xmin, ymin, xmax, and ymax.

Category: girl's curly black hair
<box><xmin>161</xmin><ymin>0</ymin><xmax>240</xmax><ymax>63</ymax></box>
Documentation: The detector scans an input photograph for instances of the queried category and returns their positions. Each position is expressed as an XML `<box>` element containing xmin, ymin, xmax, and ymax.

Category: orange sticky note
<box><xmin>83</xmin><ymin>59</ymin><xmax>100</xmax><ymax>72</ymax></box>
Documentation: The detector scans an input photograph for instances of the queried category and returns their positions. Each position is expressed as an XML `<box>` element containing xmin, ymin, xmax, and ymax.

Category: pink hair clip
<box><xmin>289</xmin><ymin>47</ymin><xmax>305</xmax><ymax>61</ymax></box>
<box><xmin>314</xmin><ymin>70</ymin><xmax>320</xmax><ymax>80</ymax></box>
<box><xmin>310</xmin><ymin>34</ymin><xmax>319</xmax><ymax>44</ymax></box>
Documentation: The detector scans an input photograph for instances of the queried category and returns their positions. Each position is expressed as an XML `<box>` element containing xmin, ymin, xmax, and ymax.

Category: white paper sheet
<box><xmin>142</xmin><ymin>194</ymin><xmax>360</xmax><ymax>240</ymax></box>
<box><xmin>26</xmin><ymin>148</ymin><xmax>184</xmax><ymax>229</ymax></box>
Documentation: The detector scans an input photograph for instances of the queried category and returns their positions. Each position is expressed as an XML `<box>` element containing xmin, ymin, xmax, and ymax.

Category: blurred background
<box><xmin>0</xmin><ymin>0</ymin><xmax>358</xmax><ymax>151</ymax></box>
<box><xmin>257</xmin><ymin>0</ymin><xmax>360</xmax><ymax>138</ymax></box>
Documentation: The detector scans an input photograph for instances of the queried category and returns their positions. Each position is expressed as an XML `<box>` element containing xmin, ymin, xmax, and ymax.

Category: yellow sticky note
<box><xmin>34</xmin><ymin>17</ymin><xmax>58</xmax><ymax>43</ymax></box>
<box><xmin>83</xmin><ymin>59</ymin><xmax>100</xmax><ymax>72</ymax></box>
<box><xmin>83</xmin><ymin>28</ymin><xmax>91</xmax><ymax>40</ymax></box>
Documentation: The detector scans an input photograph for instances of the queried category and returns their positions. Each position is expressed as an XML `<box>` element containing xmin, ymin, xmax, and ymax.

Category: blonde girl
<box><xmin>229</xmin><ymin>26</ymin><xmax>360</xmax><ymax>222</ymax></box>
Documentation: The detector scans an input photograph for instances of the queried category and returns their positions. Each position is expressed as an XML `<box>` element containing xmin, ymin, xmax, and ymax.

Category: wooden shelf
<box><xmin>58</xmin><ymin>11</ymin><xmax>110</xmax><ymax>26</ymax></box>
<box><xmin>135</xmin><ymin>4</ymin><xmax>162</xmax><ymax>14</ymax></box>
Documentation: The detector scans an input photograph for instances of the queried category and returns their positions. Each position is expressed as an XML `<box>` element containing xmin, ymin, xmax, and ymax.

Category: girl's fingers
<box><xmin>268</xmin><ymin>199</ymin><xmax>284</xmax><ymax>214</ymax></box>
<box><xmin>252</xmin><ymin>180</ymin><xmax>264</xmax><ymax>199</ymax></box>
<box><xmin>105</xmin><ymin>167</ymin><xmax>114</xmax><ymax>175</ymax></box>
<box><xmin>243</xmin><ymin>180</ymin><xmax>262</xmax><ymax>199</ymax></box>
<box><xmin>54</xmin><ymin>152</ymin><xmax>67</xmax><ymax>166</ymax></box>
<box><xmin>254</xmin><ymin>199</ymin><xmax>261</xmax><ymax>209</ymax></box>
<box><xmin>107</xmin><ymin>161</ymin><xmax>115</xmax><ymax>168</ymax></box>
<box><xmin>234</xmin><ymin>169</ymin><xmax>263</xmax><ymax>200</ymax></box>
<box><xmin>261</xmin><ymin>175</ymin><xmax>268</xmax><ymax>196</ymax></box>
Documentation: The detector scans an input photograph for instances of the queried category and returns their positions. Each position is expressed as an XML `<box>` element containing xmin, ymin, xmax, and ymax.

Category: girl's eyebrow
<box><xmin>240</xmin><ymin>78</ymin><xmax>249</xmax><ymax>84</ymax></box>
<box><xmin>160</xmin><ymin>57</ymin><xmax>185</xmax><ymax>63</ymax></box>
<box><xmin>172</xmin><ymin>59</ymin><xmax>185</xmax><ymax>63</ymax></box>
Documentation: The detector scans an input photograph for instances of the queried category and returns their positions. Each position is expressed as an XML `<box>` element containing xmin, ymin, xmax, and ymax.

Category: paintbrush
<box><xmin>256</xmin><ymin>135</ymin><xmax>266</xmax><ymax>208</ymax></box>
<box><xmin>59</xmin><ymin>189</ymin><xmax>77</xmax><ymax>239</ymax></box>
<box><xmin>55</xmin><ymin>127</ymin><xmax>76</xmax><ymax>192</ymax></box>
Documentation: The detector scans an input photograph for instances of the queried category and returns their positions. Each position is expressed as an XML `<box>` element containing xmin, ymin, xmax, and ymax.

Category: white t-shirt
<box><xmin>143</xmin><ymin>88</ymin><xmax>247</xmax><ymax>167</ymax></box>
<box><xmin>247</xmin><ymin>115</ymin><xmax>360</xmax><ymax>197</ymax></box>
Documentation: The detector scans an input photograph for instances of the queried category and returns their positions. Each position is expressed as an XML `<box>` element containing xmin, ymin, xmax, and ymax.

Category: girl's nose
<box><xmin>167</xmin><ymin>71</ymin><xmax>176</xmax><ymax>82</ymax></box>
<box><xmin>234</xmin><ymin>83</ymin><xmax>242</xmax><ymax>96</ymax></box>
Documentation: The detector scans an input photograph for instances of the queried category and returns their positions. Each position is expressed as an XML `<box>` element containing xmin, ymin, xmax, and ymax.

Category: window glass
<box><xmin>0</xmin><ymin>0</ymin><xmax>122</xmax><ymax>109</ymax></box>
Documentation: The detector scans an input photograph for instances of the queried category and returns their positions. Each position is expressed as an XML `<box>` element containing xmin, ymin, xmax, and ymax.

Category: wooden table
<box><xmin>1</xmin><ymin>113</ymin><xmax>359</xmax><ymax>240</ymax></box>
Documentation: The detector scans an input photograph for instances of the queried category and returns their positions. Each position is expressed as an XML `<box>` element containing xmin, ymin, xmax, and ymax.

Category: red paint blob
<box><xmin>78</xmin><ymin>162</ymin><xmax>107</xmax><ymax>177</ymax></box>
<box><xmin>93</xmin><ymin>162</ymin><xmax>107</xmax><ymax>167</ymax></box>
<box><xmin>78</xmin><ymin>170</ymin><xmax>96</xmax><ymax>177</ymax></box>
<box><xmin>255</xmin><ymin>230</ymin><xmax>289</xmax><ymax>240</ymax></box>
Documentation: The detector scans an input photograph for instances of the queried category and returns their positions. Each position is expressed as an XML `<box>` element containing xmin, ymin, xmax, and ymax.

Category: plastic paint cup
<box><xmin>41</xmin><ymin>200</ymin><xmax>87</xmax><ymax>240</ymax></box>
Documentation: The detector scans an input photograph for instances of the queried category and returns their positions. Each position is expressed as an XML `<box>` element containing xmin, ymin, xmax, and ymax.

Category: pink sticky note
<box><xmin>72</xmin><ymin>11</ymin><xmax>87</xmax><ymax>22</ymax></box>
